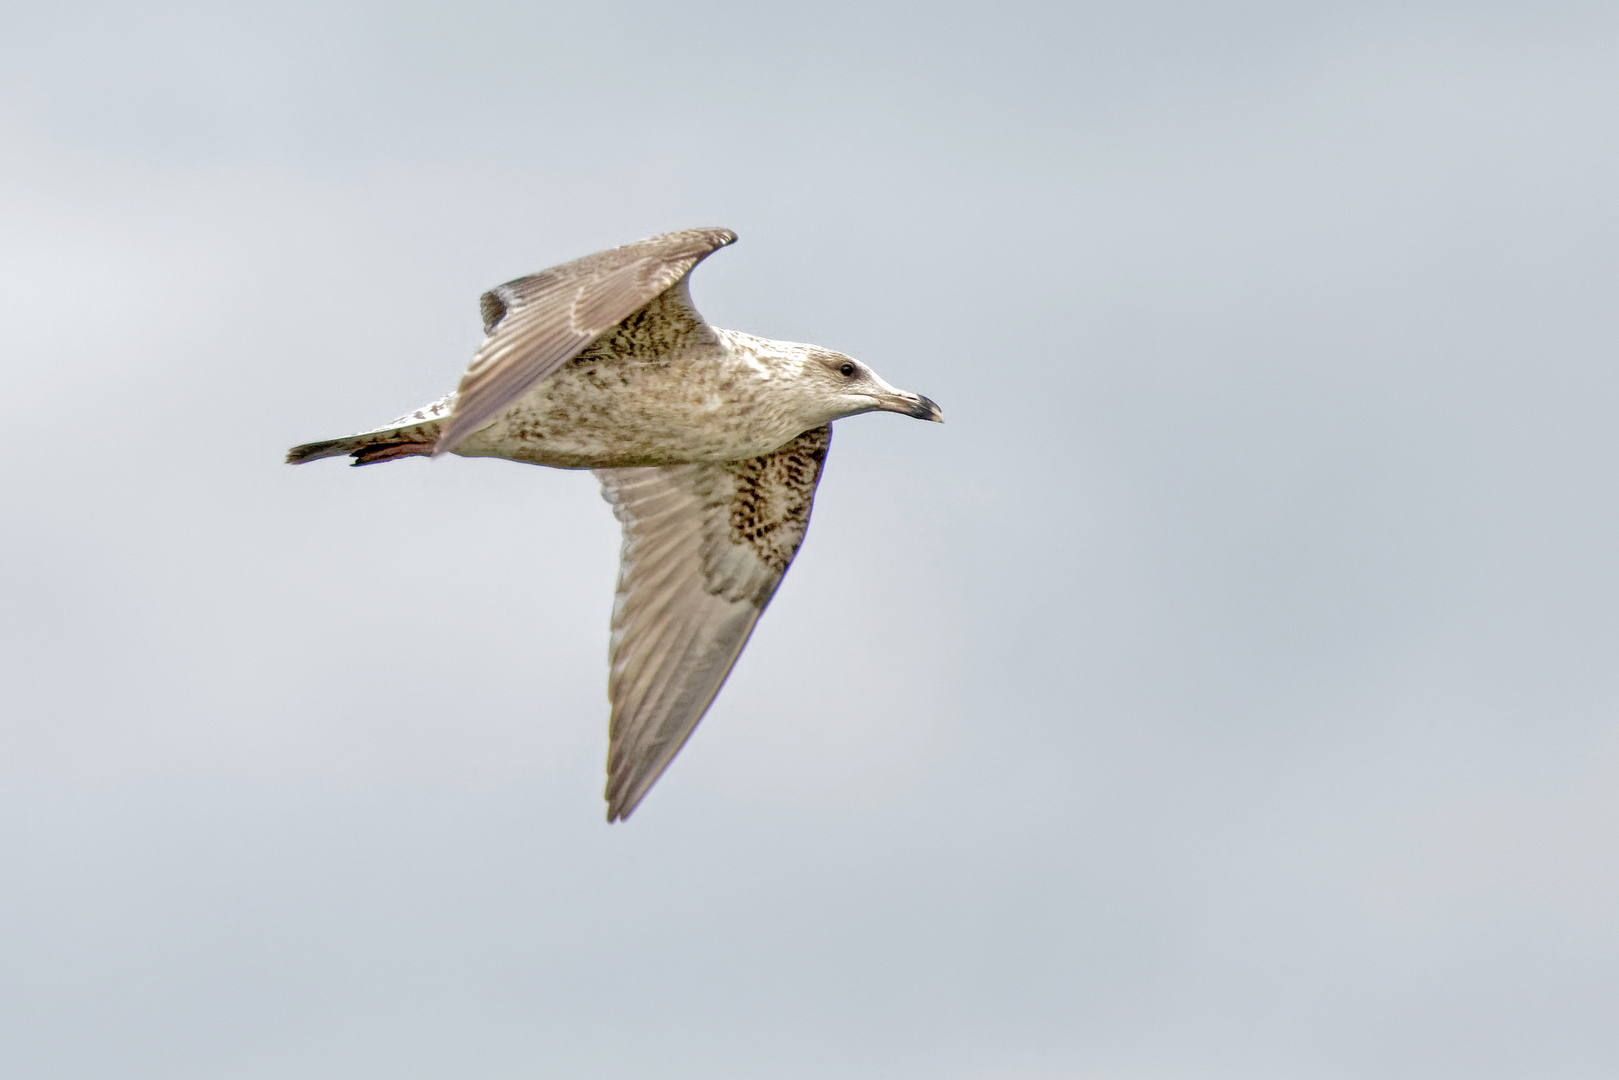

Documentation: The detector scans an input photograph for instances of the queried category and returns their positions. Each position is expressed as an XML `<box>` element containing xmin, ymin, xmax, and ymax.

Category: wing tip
<box><xmin>648</xmin><ymin>226</ymin><xmax>736</xmax><ymax>256</ymax></box>
<box><xmin>605</xmin><ymin>766</ymin><xmax>663</xmax><ymax>824</ymax></box>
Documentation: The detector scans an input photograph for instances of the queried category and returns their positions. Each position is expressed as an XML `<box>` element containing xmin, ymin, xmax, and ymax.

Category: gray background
<box><xmin>2</xmin><ymin>2</ymin><xmax>1617</xmax><ymax>1077</ymax></box>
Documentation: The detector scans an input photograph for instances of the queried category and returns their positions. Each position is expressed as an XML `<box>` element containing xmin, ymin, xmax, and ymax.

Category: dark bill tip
<box><xmin>909</xmin><ymin>394</ymin><xmax>944</xmax><ymax>422</ymax></box>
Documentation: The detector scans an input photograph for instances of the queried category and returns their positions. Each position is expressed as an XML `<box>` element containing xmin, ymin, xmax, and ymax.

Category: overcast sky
<box><xmin>2</xmin><ymin>2</ymin><xmax>1618</xmax><ymax>1077</ymax></box>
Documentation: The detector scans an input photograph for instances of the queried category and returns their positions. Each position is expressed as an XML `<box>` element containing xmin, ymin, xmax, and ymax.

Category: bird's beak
<box><xmin>874</xmin><ymin>391</ymin><xmax>945</xmax><ymax>422</ymax></box>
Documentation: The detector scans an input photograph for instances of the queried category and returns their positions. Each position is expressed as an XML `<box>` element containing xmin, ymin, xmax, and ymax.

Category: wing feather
<box><xmin>593</xmin><ymin>425</ymin><xmax>833</xmax><ymax>821</ymax></box>
<box><xmin>435</xmin><ymin>227</ymin><xmax>736</xmax><ymax>454</ymax></box>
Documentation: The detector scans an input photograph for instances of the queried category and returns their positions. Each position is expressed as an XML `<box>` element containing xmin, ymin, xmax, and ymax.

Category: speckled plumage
<box><xmin>287</xmin><ymin>228</ymin><xmax>941</xmax><ymax>820</ymax></box>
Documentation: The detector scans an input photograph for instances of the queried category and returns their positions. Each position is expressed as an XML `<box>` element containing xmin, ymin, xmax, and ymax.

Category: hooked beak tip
<box><xmin>871</xmin><ymin>390</ymin><xmax>944</xmax><ymax>423</ymax></box>
<box><xmin>909</xmin><ymin>394</ymin><xmax>944</xmax><ymax>423</ymax></box>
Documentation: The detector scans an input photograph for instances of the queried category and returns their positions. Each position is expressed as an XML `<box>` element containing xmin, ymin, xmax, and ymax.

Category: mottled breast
<box><xmin>453</xmin><ymin>301</ymin><xmax>803</xmax><ymax>469</ymax></box>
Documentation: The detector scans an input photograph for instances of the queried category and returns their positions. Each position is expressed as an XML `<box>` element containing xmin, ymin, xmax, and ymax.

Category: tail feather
<box><xmin>285</xmin><ymin>429</ymin><xmax>438</xmax><ymax>466</ymax></box>
<box><xmin>287</xmin><ymin>396</ymin><xmax>453</xmax><ymax>467</ymax></box>
<box><xmin>286</xmin><ymin>436</ymin><xmax>364</xmax><ymax>464</ymax></box>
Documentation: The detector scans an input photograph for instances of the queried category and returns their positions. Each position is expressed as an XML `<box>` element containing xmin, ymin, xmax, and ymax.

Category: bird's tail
<box><xmin>285</xmin><ymin>431</ymin><xmax>437</xmax><ymax>466</ymax></box>
<box><xmin>286</xmin><ymin>398</ymin><xmax>452</xmax><ymax>466</ymax></box>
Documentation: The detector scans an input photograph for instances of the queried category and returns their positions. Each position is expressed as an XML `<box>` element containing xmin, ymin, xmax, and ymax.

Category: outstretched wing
<box><xmin>435</xmin><ymin>227</ymin><xmax>737</xmax><ymax>455</ymax></box>
<box><xmin>593</xmin><ymin>425</ymin><xmax>833</xmax><ymax>821</ymax></box>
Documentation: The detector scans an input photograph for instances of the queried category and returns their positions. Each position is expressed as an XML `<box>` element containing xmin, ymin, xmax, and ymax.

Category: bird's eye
<box><xmin>839</xmin><ymin>362</ymin><xmax>856</xmax><ymax>377</ymax></box>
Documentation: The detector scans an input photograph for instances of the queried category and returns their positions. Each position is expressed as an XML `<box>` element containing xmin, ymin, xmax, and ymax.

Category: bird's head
<box><xmin>787</xmin><ymin>345</ymin><xmax>944</xmax><ymax>427</ymax></box>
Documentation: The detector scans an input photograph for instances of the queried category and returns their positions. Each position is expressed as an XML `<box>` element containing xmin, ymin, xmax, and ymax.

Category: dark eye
<box><xmin>839</xmin><ymin>362</ymin><xmax>856</xmax><ymax>377</ymax></box>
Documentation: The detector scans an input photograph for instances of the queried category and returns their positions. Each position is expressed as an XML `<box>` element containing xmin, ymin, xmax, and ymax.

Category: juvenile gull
<box><xmin>287</xmin><ymin>227</ymin><xmax>942</xmax><ymax>821</ymax></box>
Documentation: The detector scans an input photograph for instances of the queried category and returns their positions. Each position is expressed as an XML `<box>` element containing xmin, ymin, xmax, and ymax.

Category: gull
<box><xmin>287</xmin><ymin>228</ymin><xmax>942</xmax><ymax>821</ymax></box>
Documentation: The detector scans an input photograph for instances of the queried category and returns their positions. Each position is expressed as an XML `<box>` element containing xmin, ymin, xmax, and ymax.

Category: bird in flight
<box><xmin>287</xmin><ymin>228</ymin><xmax>942</xmax><ymax>820</ymax></box>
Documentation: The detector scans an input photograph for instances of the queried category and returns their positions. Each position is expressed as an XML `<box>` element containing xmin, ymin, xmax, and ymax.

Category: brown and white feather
<box><xmin>437</xmin><ymin>227</ymin><xmax>737</xmax><ymax>454</ymax></box>
<box><xmin>594</xmin><ymin>424</ymin><xmax>832</xmax><ymax>820</ymax></box>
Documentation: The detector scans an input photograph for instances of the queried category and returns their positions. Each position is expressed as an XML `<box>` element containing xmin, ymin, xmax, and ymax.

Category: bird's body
<box><xmin>460</xmin><ymin>322</ymin><xmax>801</xmax><ymax>469</ymax></box>
<box><xmin>288</xmin><ymin>228</ymin><xmax>940</xmax><ymax>820</ymax></box>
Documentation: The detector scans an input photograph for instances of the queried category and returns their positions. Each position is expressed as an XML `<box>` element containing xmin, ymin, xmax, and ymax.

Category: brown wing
<box><xmin>434</xmin><ymin>227</ymin><xmax>737</xmax><ymax>455</ymax></box>
<box><xmin>592</xmin><ymin>425</ymin><xmax>833</xmax><ymax>821</ymax></box>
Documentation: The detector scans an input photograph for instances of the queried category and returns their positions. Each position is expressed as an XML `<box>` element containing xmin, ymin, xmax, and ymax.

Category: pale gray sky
<box><xmin>2</xmin><ymin>2</ymin><xmax>1618</xmax><ymax>1077</ymax></box>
